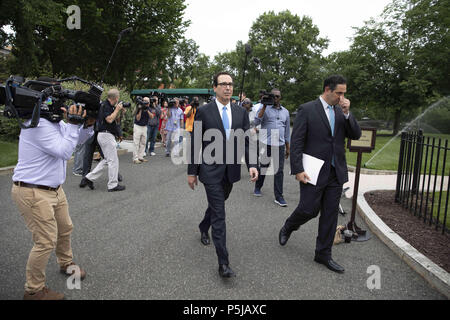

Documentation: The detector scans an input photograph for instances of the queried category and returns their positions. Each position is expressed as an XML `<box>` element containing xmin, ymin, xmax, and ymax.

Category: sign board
<box><xmin>347</xmin><ymin>127</ymin><xmax>377</xmax><ymax>152</ymax></box>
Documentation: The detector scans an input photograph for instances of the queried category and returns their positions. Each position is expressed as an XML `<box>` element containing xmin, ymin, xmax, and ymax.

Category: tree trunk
<box><xmin>393</xmin><ymin>109</ymin><xmax>402</xmax><ymax>136</ymax></box>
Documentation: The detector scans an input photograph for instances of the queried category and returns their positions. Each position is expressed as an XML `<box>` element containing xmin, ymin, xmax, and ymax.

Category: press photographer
<box><xmin>145</xmin><ymin>95</ymin><xmax>161</xmax><ymax>157</ymax></box>
<box><xmin>131</xmin><ymin>96</ymin><xmax>153</xmax><ymax>163</ymax></box>
<box><xmin>184</xmin><ymin>96</ymin><xmax>199</xmax><ymax>133</ymax></box>
<box><xmin>80</xmin><ymin>88</ymin><xmax>127</xmax><ymax>192</ymax></box>
<box><xmin>10</xmin><ymin>101</ymin><xmax>95</xmax><ymax>300</ymax></box>
<box><xmin>253</xmin><ymin>88</ymin><xmax>290</xmax><ymax>207</ymax></box>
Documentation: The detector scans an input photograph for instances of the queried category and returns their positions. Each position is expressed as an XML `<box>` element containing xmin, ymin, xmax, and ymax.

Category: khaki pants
<box><xmin>133</xmin><ymin>124</ymin><xmax>147</xmax><ymax>161</ymax></box>
<box><xmin>86</xmin><ymin>132</ymin><xmax>119</xmax><ymax>190</ymax></box>
<box><xmin>11</xmin><ymin>184</ymin><xmax>73</xmax><ymax>293</ymax></box>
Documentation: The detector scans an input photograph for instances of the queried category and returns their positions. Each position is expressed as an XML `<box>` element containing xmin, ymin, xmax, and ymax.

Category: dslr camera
<box><xmin>260</xmin><ymin>91</ymin><xmax>275</xmax><ymax>106</ymax></box>
<box><xmin>119</xmin><ymin>101</ymin><xmax>132</xmax><ymax>108</ymax></box>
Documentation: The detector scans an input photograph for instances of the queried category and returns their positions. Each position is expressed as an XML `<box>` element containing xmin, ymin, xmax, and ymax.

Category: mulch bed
<box><xmin>365</xmin><ymin>190</ymin><xmax>450</xmax><ymax>273</ymax></box>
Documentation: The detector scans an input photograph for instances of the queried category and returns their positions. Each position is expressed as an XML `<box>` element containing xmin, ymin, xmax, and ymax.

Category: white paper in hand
<box><xmin>302</xmin><ymin>154</ymin><xmax>324</xmax><ymax>186</ymax></box>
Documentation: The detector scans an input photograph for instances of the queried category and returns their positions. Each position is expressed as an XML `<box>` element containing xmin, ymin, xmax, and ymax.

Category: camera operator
<box><xmin>133</xmin><ymin>96</ymin><xmax>154</xmax><ymax>163</ymax></box>
<box><xmin>165</xmin><ymin>98</ymin><xmax>184</xmax><ymax>157</ymax></box>
<box><xmin>253</xmin><ymin>88</ymin><xmax>290</xmax><ymax>207</ymax></box>
<box><xmin>145</xmin><ymin>96</ymin><xmax>161</xmax><ymax>157</ymax></box>
<box><xmin>11</xmin><ymin>104</ymin><xmax>94</xmax><ymax>300</ymax></box>
<box><xmin>184</xmin><ymin>96</ymin><xmax>199</xmax><ymax>133</ymax></box>
<box><xmin>80</xmin><ymin>88</ymin><xmax>126</xmax><ymax>192</ymax></box>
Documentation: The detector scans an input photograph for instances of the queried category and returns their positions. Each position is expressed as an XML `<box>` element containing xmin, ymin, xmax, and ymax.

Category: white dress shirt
<box><xmin>13</xmin><ymin>118</ymin><xmax>94</xmax><ymax>187</ymax></box>
<box><xmin>215</xmin><ymin>99</ymin><xmax>232</xmax><ymax>129</ymax></box>
<box><xmin>319</xmin><ymin>96</ymin><xmax>350</xmax><ymax>121</ymax></box>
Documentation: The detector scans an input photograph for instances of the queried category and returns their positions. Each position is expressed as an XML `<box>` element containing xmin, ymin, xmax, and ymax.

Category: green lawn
<box><xmin>346</xmin><ymin>133</ymin><xmax>450</xmax><ymax>171</ymax></box>
<box><xmin>0</xmin><ymin>140</ymin><xmax>18</xmax><ymax>167</ymax></box>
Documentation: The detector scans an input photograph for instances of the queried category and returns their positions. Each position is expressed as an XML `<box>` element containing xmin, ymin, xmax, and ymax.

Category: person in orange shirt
<box><xmin>184</xmin><ymin>96</ymin><xmax>199</xmax><ymax>133</ymax></box>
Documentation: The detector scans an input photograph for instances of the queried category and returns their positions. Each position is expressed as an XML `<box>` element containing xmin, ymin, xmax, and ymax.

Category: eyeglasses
<box><xmin>274</xmin><ymin>95</ymin><xmax>281</xmax><ymax>98</ymax></box>
<box><xmin>217</xmin><ymin>82</ymin><xmax>234</xmax><ymax>87</ymax></box>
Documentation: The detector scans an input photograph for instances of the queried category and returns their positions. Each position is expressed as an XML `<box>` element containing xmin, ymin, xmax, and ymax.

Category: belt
<box><xmin>14</xmin><ymin>181</ymin><xmax>60</xmax><ymax>191</ymax></box>
<box><xmin>99</xmin><ymin>130</ymin><xmax>111</xmax><ymax>134</ymax></box>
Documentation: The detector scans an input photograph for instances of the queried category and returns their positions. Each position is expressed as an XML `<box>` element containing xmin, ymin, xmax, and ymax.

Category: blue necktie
<box><xmin>222</xmin><ymin>106</ymin><xmax>230</xmax><ymax>139</ymax></box>
<box><xmin>328</xmin><ymin>105</ymin><xmax>335</xmax><ymax>166</ymax></box>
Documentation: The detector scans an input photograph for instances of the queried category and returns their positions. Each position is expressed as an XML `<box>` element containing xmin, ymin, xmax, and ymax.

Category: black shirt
<box><xmin>134</xmin><ymin>107</ymin><xmax>150</xmax><ymax>126</ymax></box>
<box><xmin>97</xmin><ymin>99</ymin><xmax>121</xmax><ymax>137</ymax></box>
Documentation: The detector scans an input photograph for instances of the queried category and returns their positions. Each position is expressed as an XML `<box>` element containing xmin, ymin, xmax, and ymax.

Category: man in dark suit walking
<box><xmin>278</xmin><ymin>75</ymin><xmax>361</xmax><ymax>273</ymax></box>
<box><xmin>187</xmin><ymin>72</ymin><xmax>258</xmax><ymax>278</ymax></box>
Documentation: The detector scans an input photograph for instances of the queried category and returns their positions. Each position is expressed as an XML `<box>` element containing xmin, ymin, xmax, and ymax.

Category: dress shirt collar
<box><xmin>319</xmin><ymin>95</ymin><xmax>333</xmax><ymax>111</ymax></box>
<box><xmin>215</xmin><ymin>99</ymin><xmax>230</xmax><ymax>112</ymax></box>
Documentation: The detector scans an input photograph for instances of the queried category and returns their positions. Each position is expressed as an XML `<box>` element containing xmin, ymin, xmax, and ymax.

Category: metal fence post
<box><xmin>395</xmin><ymin>132</ymin><xmax>406</xmax><ymax>203</ymax></box>
<box><xmin>412</xmin><ymin>130</ymin><xmax>423</xmax><ymax>194</ymax></box>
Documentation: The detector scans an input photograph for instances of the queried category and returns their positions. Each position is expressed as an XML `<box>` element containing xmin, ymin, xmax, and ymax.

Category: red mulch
<box><xmin>365</xmin><ymin>190</ymin><xmax>450</xmax><ymax>273</ymax></box>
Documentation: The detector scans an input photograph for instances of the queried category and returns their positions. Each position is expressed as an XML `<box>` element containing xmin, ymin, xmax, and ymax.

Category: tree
<box><xmin>1</xmin><ymin>0</ymin><xmax>188</xmax><ymax>91</ymax></box>
<box><xmin>326</xmin><ymin>0</ymin><xmax>450</xmax><ymax>135</ymax></box>
<box><xmin>404</xmin><ymin>0</ymin><xmax>450</xmax><ymax>96</ymax></box>
<box><xmin>210</xmin><ymin>10</ymin><xmax>328</xmax><ymax>109</ymax></box>
<box><xmin>162</xmin><ymin>38</ymin><xmax>200</xmax><ymax>88</ymax></box>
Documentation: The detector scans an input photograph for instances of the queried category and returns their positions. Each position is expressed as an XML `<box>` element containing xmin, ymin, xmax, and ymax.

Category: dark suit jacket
<box><xmin>290</xmin><ymin>98</ymin><xmax>361</xmax><ymax>186</ymax></box>
<box><xmin>187</xmin><ymin>101</ymin><xmax>257</xmax><ymax>185</ymax></box>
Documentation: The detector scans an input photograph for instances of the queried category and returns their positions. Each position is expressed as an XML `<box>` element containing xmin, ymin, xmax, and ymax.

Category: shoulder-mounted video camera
<box><xmin>168</xmin><ymin>98</ymin><xmax>177</xmax><ymax>108</ymax></box>
<box><xmin>0</xmin><ymin>75</ymin><xmax>103</xmax><ymax>128</ymax></box>
<box><xmin>260</xmin><ymin>91</ymin><xmax>275</xmax><ymax>106</ymax></box>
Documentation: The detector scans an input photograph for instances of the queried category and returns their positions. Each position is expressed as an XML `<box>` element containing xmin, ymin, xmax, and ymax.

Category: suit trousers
<box><xmin>255</xmin><ymin>144</ymin><xmax>285</xmax><ymax>199</ymax></box>
<box><xmin>11</xmin><ymin>184</ymin><xmax>73</xmax><ymax>293</ymax></box>
<box><xmin>199</xmin><ymin>175</ymin><xmax>233</xmax><ymax>266</ymax></box>
<box><xmin>284</xmin><ymin>166</ymin><xmax>342</xmax><ymax>260</ymax></box>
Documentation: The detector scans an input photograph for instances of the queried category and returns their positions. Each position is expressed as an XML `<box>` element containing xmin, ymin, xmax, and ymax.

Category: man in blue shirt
<box><xmin>12</xmin><ymin>104</ymin><xmax>94</xmax><ymax>300</ymax></box>
<box><xmin>253</xmin><ymin>89</ymin><xmax>290</xmax><ymax>207</ymax></box>
<box><xmin>165</xmin><ymin>98</ymin><xmax>184</xmax><ymax>157</ymax></box>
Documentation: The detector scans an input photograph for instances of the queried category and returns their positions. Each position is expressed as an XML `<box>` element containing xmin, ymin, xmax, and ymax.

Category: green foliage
<box><xmin>1</xmin><ymin>0</ymin><xmax>187</xmax><ymax>90</ymax></box>
<box><xmin>0</xmin><ymin>108</ymin><xmax>20</xmax><ymax>141</ymax></box>
<box><xmin>202</xmin><ymin>10</ymin><xmax>328</xmax><ymax>111</ymax></box>
<box><xmin>326</xmin><ymin>0</ymin><xmax>450</xmax><ymax>134</ymax></box>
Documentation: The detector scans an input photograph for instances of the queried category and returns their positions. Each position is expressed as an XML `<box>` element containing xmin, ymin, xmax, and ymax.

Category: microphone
<box><xmin>245</xmin><ymin>43</ymin><xmax>252</xmax><ymax>55</ymax></box>
<box><xmin>120</xmin><ymin>27</ymin><xmax>133</xmax><ymax>35</ymax></box>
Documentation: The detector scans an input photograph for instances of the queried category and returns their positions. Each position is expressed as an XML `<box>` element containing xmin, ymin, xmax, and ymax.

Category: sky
<box><xmin>183</xmin><ymin>0</ymin><xmax>392</xmax><ymax>58</ymax></box>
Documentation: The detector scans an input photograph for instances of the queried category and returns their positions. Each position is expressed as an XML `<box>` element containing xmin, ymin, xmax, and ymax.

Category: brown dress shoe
<box><xmin>23</xmin><ymin>287</ymin><xmax>64</xmax><ymax>300</ymax></box>
<box><xmin>60</xmin><ymin>262</ymin><xmax>86</xmax><ymax>280</ymax></box>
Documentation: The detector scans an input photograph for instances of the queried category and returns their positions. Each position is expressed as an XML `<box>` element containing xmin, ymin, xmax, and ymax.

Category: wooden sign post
<box><xmin>347</xmin><ymin>127</ymin><xmax>377</xmax><ymax>241</ymax></box>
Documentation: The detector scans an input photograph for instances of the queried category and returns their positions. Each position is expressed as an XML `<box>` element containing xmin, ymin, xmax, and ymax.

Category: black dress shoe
<box><xmin>314</xmin><ymin>257</ymin><xmax>345</xmax><ymax>273</ymax></box>
<box><xmin>79</xmin><ymin>177</ymin><xmax>94</xmax><ymax>190</ymax></box>
<box><xmin>218</xmin><ymin>264</ymin><xmax>236</xmax><ymax>278</ymax></box>
<box><xmin>108</xmin><ymin>184</ymin><xmax>126</xmax><ymax>192</ymax></box>
<box><xmin>279</xmin><ymin>226</ymin><xmax>292</xmax><ymax>246</ymax></box>
<box><xmin>200</xmin><ymin>232</ymin><xmax>210</xmax><ymax>245</ymax></box>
